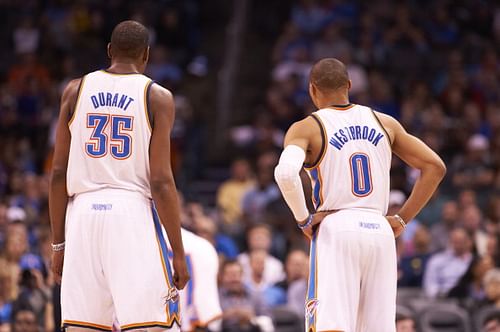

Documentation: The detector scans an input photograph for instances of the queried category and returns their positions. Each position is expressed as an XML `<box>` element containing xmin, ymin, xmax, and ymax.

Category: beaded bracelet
<box><xmin>297</xmin><ymin>214</ymin><xmax>313</xmax><ymax>230</ymax></box>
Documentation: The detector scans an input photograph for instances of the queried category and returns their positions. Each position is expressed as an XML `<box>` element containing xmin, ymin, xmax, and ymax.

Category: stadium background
<box><xmin>0</xmin><ymin>0</ymin><xmax>499</xmax><ymax>331</ymax></box>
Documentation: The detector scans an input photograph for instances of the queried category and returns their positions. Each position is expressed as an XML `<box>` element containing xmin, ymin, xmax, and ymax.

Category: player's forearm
<box><xmin>49</xmin><ymin>170</ymin><xmax>68</xmax><ymax>243</ymax></box>
<box><xmin>397</xmin><ymin>163</ymin><xmax>446</xmax><ymax>223</ymax></box>
<box><xmin>151</xmin><ymin>180</ymin><xmax>185</xmax><ymax>257</ymax></box>
<box><xmin>274</xmin><ymin>145</ymin><xmax>309</xmax><ymax>222</ymax></box>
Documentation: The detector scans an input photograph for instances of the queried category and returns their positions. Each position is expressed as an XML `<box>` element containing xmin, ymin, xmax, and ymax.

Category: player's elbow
<box><xmin>150</xmin><ymin>176</ymin><xmax>174</xmax><ymax>197</ymax></box>
<box><xmin>425</xmin><ymin>158</ymin><xmax>447</xmax><ymax>181</ymax></box>
<box><xmin>51</xmin><ymin>167</ymin><xmax>66</xmax><ymax>184</ymax></box>
<box><xmin>274</xmin><ymin>163</ymin><xmax>300</xmax><ymax>191</ymax></box>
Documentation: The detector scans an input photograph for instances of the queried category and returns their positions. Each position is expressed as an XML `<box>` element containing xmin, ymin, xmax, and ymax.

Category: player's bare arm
<box><xmin>149</xmin><ymin>83</ymin><xmax>190</xmax><ymax>290</ymax></box>
<box><xmin>275</xmin><ymin>117</ymin><xmax>332</xmax><ymax>239</ymax></box>
<box><xmin>376</xmin><ymin>112</ymin><xmax>446</xmax><ymax>237</ymax></box>
<box><xmin>49</xmin><ymin>78</ymin><xmax>81</xmax><ymax>282</ymax></box>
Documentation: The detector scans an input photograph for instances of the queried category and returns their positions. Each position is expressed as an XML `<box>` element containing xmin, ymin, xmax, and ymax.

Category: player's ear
<box><xmin>308</xmin><ymin>83</ymin><xmax>315</xmax><ymax>98</ymax></box>
<box><xmin>143</xmin><ymin>46</ymin><xmax>150</xmax><ymax>64</ymax></box>
<box><xmin>347</xmin><ymin>79</ymin><xmax>352</xmax><ymax>90</ymax></box>
<box><xmin>107</xmin><ymin>43</ymin><xmax>112</xmax><ymax>59</ymax></box>
<box><xmin>309</xmin><ymin>83</ymin><xmax>319</xmax><ymax>108</ymax></box>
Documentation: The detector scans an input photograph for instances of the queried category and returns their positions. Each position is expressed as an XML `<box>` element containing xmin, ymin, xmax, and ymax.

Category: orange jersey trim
<box><xmin>63</xmin><ymin>320</ymin><xmax>112</xmax><ymax>331</ymax></box>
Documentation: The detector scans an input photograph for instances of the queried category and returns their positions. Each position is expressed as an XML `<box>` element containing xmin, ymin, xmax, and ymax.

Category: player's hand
<box><xmin>172</xmin><ymin>255</ymin><xmax>190</xmax><ymax>290</ymax></box>
<box><xmin>301</xmin><ymin>211</ymin><xmax>334</xmax><ymax>240</ymax></box>
<box><xmin>51</xmin><ymin>250</ymin><xmax>64</xmax><ymax>284</ymax></box>
<box><xmin>386</xmin><ymin>215</ymin><xmax>405</xmax><ymax>238</ymax></box>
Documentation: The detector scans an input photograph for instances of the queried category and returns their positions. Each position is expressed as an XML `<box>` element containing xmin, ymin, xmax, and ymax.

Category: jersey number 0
<box><xmin>86</xmin><ymin>114</ymin><xmax>134</xmax><ymax>159</ymax></box>
<box><xmin>350</xmin><ymin>153</ymin><xmax>373</xmax><ymax>197</ymax></box>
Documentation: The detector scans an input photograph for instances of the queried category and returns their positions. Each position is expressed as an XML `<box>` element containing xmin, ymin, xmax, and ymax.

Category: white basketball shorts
<box><xmin>61</xmin><ymin>189</ymin><xmax>180</xmax><ymax>331</ymax></box>
<box><xmin>305</xmin><ymin>209</ymin><xmax>397</xmax><ymax>332</ymax></box>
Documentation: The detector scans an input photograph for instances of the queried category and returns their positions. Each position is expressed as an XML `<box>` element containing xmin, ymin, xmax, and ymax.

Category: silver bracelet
<box><xmin>51</xmin><ymin>242</ymin><xmax>66</xmax><ymax>252</ymax></box>
<box><xmin>394</xmin><ymin>214</ymin><xmax>407</xmax><ymax>229</ymax></box>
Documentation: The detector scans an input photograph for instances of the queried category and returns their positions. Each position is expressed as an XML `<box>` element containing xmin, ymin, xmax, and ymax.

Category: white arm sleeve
<box><xmin>274</xmin><ymin>145</ymin><xmax>309</xmax><ymax>221</ymax></box>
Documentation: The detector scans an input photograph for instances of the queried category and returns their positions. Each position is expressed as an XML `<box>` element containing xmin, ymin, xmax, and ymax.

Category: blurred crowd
<box><xmin>0</xmin><ymin>0</ymin><xmax>499</xmax><ymax>331</ymax></box>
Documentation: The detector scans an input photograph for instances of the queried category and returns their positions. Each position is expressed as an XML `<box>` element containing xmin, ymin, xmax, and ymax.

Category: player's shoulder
<box><xmin>149</xmin><ymin>81</ymin><xmax>173</xmax><ymax>100</ymax></box>
<box><xmin>62</xmin><ymin>78</ymin><xmax>83</xmax><ymax>97</ymax></box>
<box><xmin>286</xmin><ymin>114</ymin><xmax>319</xmax><ymax>135</ymax></box>
<box><xmin>373</xmin><ymin>111</ymin><xmax>405</xmax><ymax>134</ymax></box>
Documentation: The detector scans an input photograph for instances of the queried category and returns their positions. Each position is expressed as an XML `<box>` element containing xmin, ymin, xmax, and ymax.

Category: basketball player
<box><xmin>274</xmin><ymin>58</ymin><xmax>446</xmax><ymax>332</ymax></box>
<box><xmin>177</xmin><ymin>228</ymin><xmax>222</xmax><ymax>332</ymax></box>
<box><xmin>49</xmin><ymin>21</ymin><xmax>189</xmax><ymax>331</ymax></box>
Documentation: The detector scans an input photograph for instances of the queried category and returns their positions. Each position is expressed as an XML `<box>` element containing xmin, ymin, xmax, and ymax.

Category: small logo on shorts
<box><xmin>359</xmin><ymin>221</ymin><xmax>380</xmax><ymax>229</ymax></box>
<box><xmin>305</xmin><ymin>298</ymin><xmax>319</xmax><ymax>318</ymax></box>
<box><xmin>91</xmin><ymin>204</ymin><xmax>112</xmax><ymax>211</ymax></box>
<box><xmin>164</xmin><ymin>287</ymin><xmax>179</xmax><ymax>305</ymax></box>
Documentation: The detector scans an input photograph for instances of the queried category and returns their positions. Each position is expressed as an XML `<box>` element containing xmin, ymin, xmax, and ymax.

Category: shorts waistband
<box><xmin>72</xmin><ymin>188</ymin><xmax>152</xmax><ymax>203</ymax></box>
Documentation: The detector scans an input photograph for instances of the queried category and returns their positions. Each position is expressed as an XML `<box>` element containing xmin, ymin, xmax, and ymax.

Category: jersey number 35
<box><xmin>85</xmin><ymin>114</ymin><xmax>133</xmax><ymax>160</ymax></box>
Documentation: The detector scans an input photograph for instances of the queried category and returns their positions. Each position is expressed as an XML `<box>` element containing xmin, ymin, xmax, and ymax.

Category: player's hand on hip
<box><xmin>301</xmin><ymin>211</ymin><xmax>334</xmax><ymax>240</ymax></box>
<box><xmin>386</xmin><ymin>215</ymin><xmax>405</xmax><ymax>238</ymax></box>
<box><xmin>172</xmin><ymin>255</ymin><xmax>190</xmax><ymax>290</ymax></box>
<box><xmin>51</xmin><ymin>250</ymin><xmax>64</xmax><ymax>284</ymax></box>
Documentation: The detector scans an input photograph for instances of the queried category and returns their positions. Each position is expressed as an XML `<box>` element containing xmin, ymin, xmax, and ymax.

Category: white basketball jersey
<box><xmin>305</xmin><ymin>104</ymin><xmax>392</xmax><ymax>215</ymax></box>
<box><xmin>176</xmin><ymin>229</ymin><xmax>222</xmax><ymax>331</ymax></box>
<box><xmin>67</xmin><ymin>70</ymin><xmax>153</xmax><ymax>198</ymax></box>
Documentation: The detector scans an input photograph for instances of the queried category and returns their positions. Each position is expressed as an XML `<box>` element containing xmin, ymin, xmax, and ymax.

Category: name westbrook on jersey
<box><xmin>328</xmin><ymin>125</ymin><xmax>385</xmax><ymax>150</ymax></box>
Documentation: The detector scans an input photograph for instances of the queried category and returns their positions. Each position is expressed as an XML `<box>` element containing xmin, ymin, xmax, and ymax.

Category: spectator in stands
<box><xmin>255</xmin><ymin>249</ymin><xmax>309</xmax><ymax>314</ymax></box>
<box><xmin>230</xmin><ymin>113</ymin><xmax>284</xmax><ymax>156</ymax></box>
<box><xmin>462</xmin><ymin>204</ymin><xmax>489</xmax><ymax>256</ymax></box>
<box><xmin>272</xmin><ymin>249</ymin><xmax>307</xmax><ymax>294</ymax></box>
<box><xmin>484</xmin><ymin>269</ymin><xmax>500</xmax><ymax>309</ymax></box>
<box><xmin>245</xmin><ymin>249</ymin><xmax>287</xmax><ymax>315</ymax></box>
<box><xmin>191</xmin><ymin>207</ymin><xmax>239</xmax><ymax>260</ymax></box>
<box><xmin>217</xmin><ymin>158</ymin><xmax>255</xmax><ymax>230</ymax></box>
<box><xmin>448</xmin><ymin>255</ymin><xmax>494</xmax><ymax>306</ymax></box>
<box><xmin>15</xmin><ymin>258</ymin><xmax>52</xmax><ymax>330</ymax></box>
<box><xmin>0</xmin><ymin>222</ymin><xmax>31</xmax><ymax>301</ymax></box>
<box><xmin>486</xmin><ymin>195</ymin><xmax>500</xmax><ymax>232</ymax></box>
<box><xmin>290</xmin><ymin>0</ymin><xmax>326</xmax><ymax>35</ymax></box>
<box><xmin>241</xmin><ymin>166</ymin><xmax>281</xmax><ymax>226</ymax></box>
<box><xmin>398</xmin><ymin>226</ymin><xmax>432</xmax><ymax>288</ymax></box>
<box><xmin>218</xmin><ymin>260</ymin><xmax>261</xmax><ymax>332</ymax></box>
<box><xmin>238</xmin><ymin>224</ymin><xmax>285</xmax><ymax>287</ymax></box>
<box><xmin>430</xmin><ymin>200</ymin><xmax>460</xmax><ymax>252</ymax></box>
<box><xmin>279</xmin><ymin>249</ymin><xmax>308</xmax><ymax>316</ymax></box>
<box><xmin>0</xmin><ymin>260</ymin><xmax>13</xmax><ymax>324</ymax></box>
<box><xmin>311</xmin><ymin>23</ymin><xmax>350</xmax><ymax>62</ymax></box>
<box><xmin>483</xmin><ymin>310</ymin><xmax>500</xmax><ymax>332</ymax></box>
<box><xmin>451</xmin><ymin>134</ymin><xmax>495</xmax><ymax>191</ymax></box>
<box><xmin>423</xmin><ymin>227</ymin><xmax>473</xmax><ymax>298</ymax></box>
<box><xmin>395</xmin><ymin>312</ymin><xmax>416</xmax><ymax>332</ymax></box>
<box><xmin>10</xmin><ymin>305</ymin><xmax>38</xmax><ymax>332</ymax></box>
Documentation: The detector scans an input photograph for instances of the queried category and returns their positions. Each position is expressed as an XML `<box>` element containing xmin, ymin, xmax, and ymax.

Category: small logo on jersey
<box><xmin>164</xmin><ymin>287</ymin><xmax>179</xmax><ymax>305</ymax></box>
<box><xmin>305</xmin><ymin>299</ymin><xmax>319</xmax><ymax>318</ymax></box>
<box><xmin>91</xmin><ymin>203</ymin><xmax>112</xmax><ymax>211</ymax></box>
<box><xmin>359</xmin><ymin>221</ymin><xmax>380</xmax><ymax>229</ymax></box>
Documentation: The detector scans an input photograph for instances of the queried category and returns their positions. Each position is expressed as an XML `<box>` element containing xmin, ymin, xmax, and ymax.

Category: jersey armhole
<box><xmin>303</xmin><ymin>113</ymin><xmax>327</xmax><ymax>169</ymax></box>
<box><xmin>68</xmin><ymin>76</ymin><xmax>86</xmax><ymax>126</ymax></box>
<box><xmin>144</xmin><ymin>80</ymin><xmax>155</xmax><ymax>131</ymax></box>
<box><xmin>370</xmin><ymin>109</ymin><xmax>393</xmax><ymax>146</ymax></box>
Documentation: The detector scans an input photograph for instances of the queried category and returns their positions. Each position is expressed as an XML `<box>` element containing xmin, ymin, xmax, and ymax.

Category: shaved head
<box><xmin>310</xmin><ymin>58</ymin><xmax>349</xmax><ymax>92</ymax></box>
<box><xmin>110</xmin><ymin>20</ymin><xmax>149</xmax><ymax>59</ymax></box>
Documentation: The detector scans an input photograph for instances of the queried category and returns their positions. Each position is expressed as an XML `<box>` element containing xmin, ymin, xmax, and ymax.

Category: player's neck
<box><xmin>107</xmin><ymin>61</ymin><xmax>142</xmax><ymax>75</ymax></box>
<box><xmin>317</xmin><ymin>95</ymin><xmax>350</xmax><ymax>109</ymax></box>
